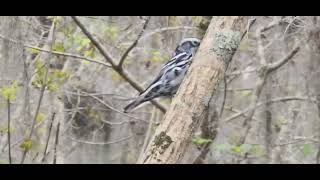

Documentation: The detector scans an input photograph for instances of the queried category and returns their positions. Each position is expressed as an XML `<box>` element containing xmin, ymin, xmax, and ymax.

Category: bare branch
<box><xmin>71</xmin><ymin>16</ymin><xmax>117</xmax><ymax>66</ymax></box>
<box><xmin>224</xmin><ymin>96</ymin><xmax>316</xmax><ymax>124</ymax></box>
<box><xmin>140</xmin><ymin>26</ymin><xmax>202</xmax><ymax>41</ymax></box>
<box><xmin>71</xmin><ymin>16</ymin><xmax>166</xmax><ymax>113</ymax></box>
<box><xmin>21</xmin><ymin>20</ymin><xmax>57</xmax><ymax>164</ymax></box>
<box><xmin>267</xmin><ymin>46</ymin><xmax>300</xmax><ymax>73</ymax></box>
<box><xmin>53</xmin><ymin>122</ymin><xmax>60</xmax><ymax>164</ymax></box>
<box><xmin>0</xmin><ymin>33</ymin><xmax>112</xmax><ymax>68</ymax></box>
<box><xmin>137</xmin><ymin>106</ymin><xmax>157</xmax><ymax>161</ymax></box>
<box><xmin>232</xmin><ymin>28</ymin><xmax>300</xmax><ymax>158</ymax></box>
<box><xmin>41</xmin><ymin>112</ymin><xmax>56</xmax><ymax>163</ymax></box>
<box><xmin>7</xmin><ymin>99</ymin><xmax>12</xmax><ymax>164</ymax></box>
<box><xmin>224</xmin><ymin>106</ymin><xmax>261</xmax><ymax>122</ymax></box>
<box><xmin>118</xmin><ymin>16</ymin><xmax>150</xmax><ymax>68</ymax></box>
<box><xmin>242</xmin><ymin>17</ymin><xmax>256</xmax><ymax>40</ymax></box>
<box><xmin>64</xmin><ymin>90</ymin><xmax>134</xmax><ymax>101</ymax></box>
<box><xmin>81</xmin><ymin>91</ymin><xmax>148</xmax><ymax>123</ymax></box>
<box><xmin>256</xmin><ymin>27</ymin><xmax>267</xmax><ymax>65</ymax></box>
<box><xmin>66</xmin><ymin>135</ymin><xmax>132</xmax><ymax>145</ymax></box>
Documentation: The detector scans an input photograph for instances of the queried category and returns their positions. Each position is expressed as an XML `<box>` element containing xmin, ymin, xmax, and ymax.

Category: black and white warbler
<box><xmin>124</xmin><ymin>37</ymin><xmax>201</xmax><ymax>113</ymax></box>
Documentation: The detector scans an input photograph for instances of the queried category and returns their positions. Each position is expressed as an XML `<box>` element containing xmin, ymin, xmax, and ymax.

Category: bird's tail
<box><xmin>123</xmin><ymin>96</ymin><xmax>146</xmax><ymax>113</ymax></box>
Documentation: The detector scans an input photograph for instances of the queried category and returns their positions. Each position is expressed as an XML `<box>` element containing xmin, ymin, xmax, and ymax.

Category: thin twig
<box><xmin>242</xmin><ymin>45</ymin><xmax>300</xmax><ymax>128</ymax></box>
<box><xmin>28</xmin><ymin>46</ymin><xmax>112</xmax><ymax>68</ymax></box>
<box><xmin>7</xmin><ymin>99</ymin><xmax>11</xmax><ymax>164</ymax></box>
<box><xmin>273</xmin><ymin>138</ymin><xmax>318</xmax><ymax>147</ymax></box>
<box><xmin>20</xmin><ymin>20</ymin><xmax>57</xmax><ymax>164</ymax></box>
<box><xmin>64</xmin><ymin>90</ymin><xmax>134</xmax><ymax>101</ymax></box>
<box><xmin>63</xmin><ymin>89</ymin><xmax>81</xmax><ymax>133</ymax></box>
<box><xmin>267</xmin><ymin>46</ymin><xmax>300</xmax><ymax>73</ymax></box>
<box><xmin>82</xmin><ymin>91</ymin><xmax>148</xmax><ymax>122</ymax></box>
<box><xmin>224</xmin><ymin>106</ymin><xmax>261</xmax><ymax>122</ymax></box>
<box><xmin>53</xmin><ymin>122</ymin><xmax>60</xmax><ymax>164</ymax></box>
<box><xmin>41</xmin><ymin>112</ymin><xmax>56</xmax><ymax>163</ymax></box>
<box><xmin>0</xmin><ymin>34</ymin><xmax>112</xmax><ymax>68</ymax></box>
<box><xmin>241</xmin><ymin>17</ymin><xmax>256</xmax><ymax>41</ymax></box>
<box><xmin>137</xmin><ymin>106</ymin><xmax>156</xmax><ymax>162</ymax></box>
<box><xmin>118</xmin><ymin>16</ymin><xmax>150</xmax><ymax>68</ymax></box>
<box><xmin>283</xmin><ymin>16</ymin><xmax>299</xmax><ymax>36</ymax></box>
<box><xmin>220</xmin><ymin>17</ymin><xmax>255</xmax><ymax>117</ymax></box>
<box><xmin>66</xmin><ymin>135</ymin><xmax>132</xmax><ymax>145</ymax></box>
<box><xmin>140</xmin><ymin>26</ymin><xmax>202</xmax><ymax>41</ymax></box>
<box><xmin>224</xmin><ymin>96</ymin><xmax>315</xmax><ymax>124</ymax></box>
<box><xmin>71</xmin><ymin>16</ymin><xmax>166</xmax><ymax>113</ymax></box>
<box><xmin>256</xmin><ymin>30</ymin><xmax>267</xmax><ymax>65</ymax></box>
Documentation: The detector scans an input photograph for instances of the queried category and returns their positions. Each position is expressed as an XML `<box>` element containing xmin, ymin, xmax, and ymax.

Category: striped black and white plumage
<box><xmin>124</xmin><ymin>38</ymin><xmax>201</xmax><ymax>113</ymax></box>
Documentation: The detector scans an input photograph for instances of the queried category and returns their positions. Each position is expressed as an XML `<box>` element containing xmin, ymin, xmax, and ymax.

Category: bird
<box><xmin>123</xmin><ymin>37</ymin><xmax>201</xmax><ymax>113</ymax></box>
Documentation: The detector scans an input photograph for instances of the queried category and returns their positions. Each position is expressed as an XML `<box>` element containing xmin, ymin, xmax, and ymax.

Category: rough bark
<box><xmin>138</xmin><ymin>16</ymin><xmax>249</xmax><ymax>164</ymax></box>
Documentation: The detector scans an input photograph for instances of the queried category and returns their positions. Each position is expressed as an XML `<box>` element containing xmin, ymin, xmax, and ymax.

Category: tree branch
<box><xmin>66</xmin><ymin>135</ymin><xmax>132</xmax><ymax>145</ymax></box>
<box><xmin>53</xmin><ymin>122</ymin><xmax>60</xmax><ymax>164</ymax></box>
<box><xmin>117</xmin><ymin>16</ymin><xmax>150</xmax><ymax>69</ymax></box>
<box><xmin>224</xmin><ymin>96</ymin><xmax>316</xmax><ymax>124</ymax></box>
<box><xmin>140</xmin><ymin>26</ymin><xmax>203</xmax><ymax>41</ymax></box>
<box><xmin>267</xmin><ymin>46</ymin><xmax>300</xmax><ymax>73</ymax></box>
<box><xmin>232</xmin><ymin>27</ymin><xmax>300</xmax><ymax>160</ymax></box>
<box><xmin>20</xmin><ymin>20</ymin><xmax>57</xmax><ymax>164</ymax></box>
<box><xmin>81</xmin><ymin>91</ymin><xmax>148</xmax><ymax>123</ymax></box>
<box><xmin>7</xmin><ymin>99</ymin><xmax>12</xmax><ymax>164</ymax></box>
<box><xmin>41</xmin><ymin>112</ymin><xmax>56</xmax><ymax>163</ymax></box>
<box><xmin>71</xmin><ymin>16</ymin><xmax>166</xmax><ymax>113</ymax></box>
<box><xmin>0</xmin><ymin>34</ymin><xmax>111</xmax><ymax>68</ymax></box>
<box><xmin>137</xmin><ymin>106</ymin><xmax>157</xmax><ymax>161</ymax></box>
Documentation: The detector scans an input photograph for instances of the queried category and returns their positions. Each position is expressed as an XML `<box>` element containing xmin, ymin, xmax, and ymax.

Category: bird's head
<box><xmin>173</xmin><ymin>37</ymin><xmax>201</xmax><ymax>57</ymax></box>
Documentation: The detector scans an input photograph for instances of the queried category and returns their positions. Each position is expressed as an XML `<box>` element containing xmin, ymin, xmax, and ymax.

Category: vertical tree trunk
<box><xmin>138</xmin><ymin>16</ymin><xmax>250</xmax><ymax>164</ymax></box>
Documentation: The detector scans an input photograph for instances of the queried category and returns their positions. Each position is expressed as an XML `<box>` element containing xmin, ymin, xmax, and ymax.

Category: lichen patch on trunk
<box><xmin>212</xmin><ymin>31</ymin><xmax>242</xmax><ymax>64</ymax></box>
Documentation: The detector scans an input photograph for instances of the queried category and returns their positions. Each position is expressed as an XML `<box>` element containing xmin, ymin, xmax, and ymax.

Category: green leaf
<box><xmin>0</xmin><ymin>125</ymin><xmax>14</xmax><ymax>133</ymax></box>
<box><xmin>61</xmin><ymin>25</ymin><xmax>76</xmax><ymax>38</ymax></box>
<box><xmin>84</xmin><ymin>48</ymin><xmax>94</xmax><ymax>58</ymax></box>
<box><xmin>192</xmin><ymin>136</ymin><xmax>212</xmax><ymax>145</ymax></box>
<box><xmin>82</xmin><ymin>60</ymin><xmax>90</xmax><ymax>65</ymax></box>
<box><xmin>151</xmin><ymin>50</ymin><xmax>164</xmax><ymax>63</ymax></box>
<box><xmin>20</xmin><ymin>139</ymin><xmax>33</xmax><ymax>150</ymax></box>
<box><xmin>0</xmin><ymin>81</ymin><xmax>18</xmax><ymax>101</ymax></box>
<box><xmin>47</xmin><ymin>16</ymin><xmax>63</xmax><ymax>24</ymax></box>
<box><xmin>80</xmin><ymin>38</ymin><xmax>91</xmax><ymax>47</ymax></box>
<box><xmin>47</xmin><ymin>82</ymin><xmax>58</xmax><ymax>92</ymax></box>
<box><xmin>53</xmin><ymin>42</ymin><xmax>65</xmax><ymax>52</ymax></box>
<box><xmin>27</xmin><ymin>48</ymin><xmax>40</xmax><ymax>55</ymax></box>
<box><xmin>104</xmin><ymin>25</ymin><xmax>119</xmax><ymax>40</ymax></box>
<box><xmin>76</xmin><ymin>46</ymin><xmax>83</xmax><ymax>52</ymax></box>
<box><xmin>303</xmin><ymin>144</ymin><xmax>312</xmax><ymax>156</ymax></box>
<box><xmin>232</xmin><ymin>145</ymin><xmax>242</xmax><ymax>153</ymax></box>
<box><xmin>36</xmin><ymin>113</ymin><xmax>47</xmax><ymax>123</ymax></box>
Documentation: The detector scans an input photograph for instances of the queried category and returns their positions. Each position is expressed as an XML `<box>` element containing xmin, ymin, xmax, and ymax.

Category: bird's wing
<box><xmin>139</xmin><ymin>52</ymin><xmax>190</xmax><ymax>95</ymax></box>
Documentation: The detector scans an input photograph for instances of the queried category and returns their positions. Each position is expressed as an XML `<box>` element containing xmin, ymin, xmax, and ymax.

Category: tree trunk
<box><xmin>138</xmin><ymin>16</ymin><xmax>250</xmax><ymax>164</ymax></box>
